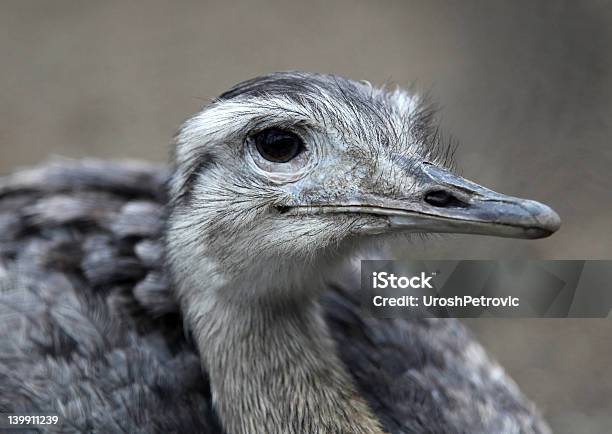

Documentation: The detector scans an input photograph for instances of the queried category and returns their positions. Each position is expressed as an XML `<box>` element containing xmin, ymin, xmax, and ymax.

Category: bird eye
<box><xmin>253</xmin><ymin>128</ymin><xmax>304</xmax><ymax>163</ymax></box>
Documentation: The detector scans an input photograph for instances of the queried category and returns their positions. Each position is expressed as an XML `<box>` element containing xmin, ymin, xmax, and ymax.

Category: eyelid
<box><xmin>245</xmin><ymin>113</ymin><xmax>321</xmax><ymax>137</ymax></box>
<box><xmin>248</xmin><ymin>125</ymin><xmax>307</xmax><ymax>143</ymax></box>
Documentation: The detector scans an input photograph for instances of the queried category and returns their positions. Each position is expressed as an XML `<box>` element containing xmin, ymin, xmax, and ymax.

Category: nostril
<box><xmin>424</xmin><ymin>190</ymin><xmax>467</xmax><ymax>208</ymax></box>
<box><xmin>275</xmin><ymin>205</ymin><xmax>291</xmax><ymax>214</ymax></box>
<box><xmin>425</xmin><ymin>190</ymin><xmax>453</xmax><ymax>207</ymax></box>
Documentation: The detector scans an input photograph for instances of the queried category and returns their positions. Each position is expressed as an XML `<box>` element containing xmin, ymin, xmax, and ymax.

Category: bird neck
<box><xmin>183</xmin><ymin>277</ymin><xmax>385</xmax><ymax>434</ymax></box>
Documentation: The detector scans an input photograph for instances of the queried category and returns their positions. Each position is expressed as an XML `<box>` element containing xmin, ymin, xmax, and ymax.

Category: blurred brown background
<box><xmin>1</xmin><ymin>1</ymin><xmax>611</xmax><ymax>432</ymax></box>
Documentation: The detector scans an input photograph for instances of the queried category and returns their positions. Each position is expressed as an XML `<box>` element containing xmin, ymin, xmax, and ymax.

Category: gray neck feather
<box><xmin>181</xmin><ymin>275</ymin><xmax>385</xmax><ymax>434</ymax></box>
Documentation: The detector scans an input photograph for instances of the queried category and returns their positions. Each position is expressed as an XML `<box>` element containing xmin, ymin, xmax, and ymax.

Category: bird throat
<box><xmin>182</xmin><ymin>278</ymin><xmax>386</xmax><ymax>434</ymax></box>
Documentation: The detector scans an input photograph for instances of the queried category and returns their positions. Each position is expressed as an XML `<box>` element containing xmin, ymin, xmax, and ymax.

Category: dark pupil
<box><xmin>255</xmin><ymin>129</ymin><xmax>302</xmax><ymax>163</ymax></box>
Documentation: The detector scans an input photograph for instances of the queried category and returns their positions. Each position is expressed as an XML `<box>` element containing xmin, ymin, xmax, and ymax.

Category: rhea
<box><xmin>0</xmin><ymin>71</ymin><xmax>559</xmax><ymax>433</ymax></box>
<box><xmin>166</xmin><ymin>71</ymin><xmax>559</xmax><ymax>433</ymax></box>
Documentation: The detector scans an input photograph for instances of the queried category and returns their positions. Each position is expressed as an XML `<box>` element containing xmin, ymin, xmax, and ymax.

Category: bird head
<box><xmin>167</xmin><ymin>71</ymin><xmax>560</xmax><ymax>289</ymax></box>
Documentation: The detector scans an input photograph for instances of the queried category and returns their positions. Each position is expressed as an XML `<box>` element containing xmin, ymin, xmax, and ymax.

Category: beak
<box><xmin>384</xmin><ymin>163</ymin><xmax>561</xmax><ymax>239</ymax></box>
<box><xmin>290</xmin><ymin>162</ymin><xmax>561</xmax><ymax>239</ymax></box>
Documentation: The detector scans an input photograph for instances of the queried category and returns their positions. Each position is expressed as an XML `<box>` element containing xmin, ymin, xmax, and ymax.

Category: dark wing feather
<box><xmin>0</xmin><ymin>159</ymin><xmax>549</xmax><ymax>434</ymax></box>
<box><xmin>0</xmin><ymin>159</ymin><xmax>220</xmax><ymax>433</ymax></box>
